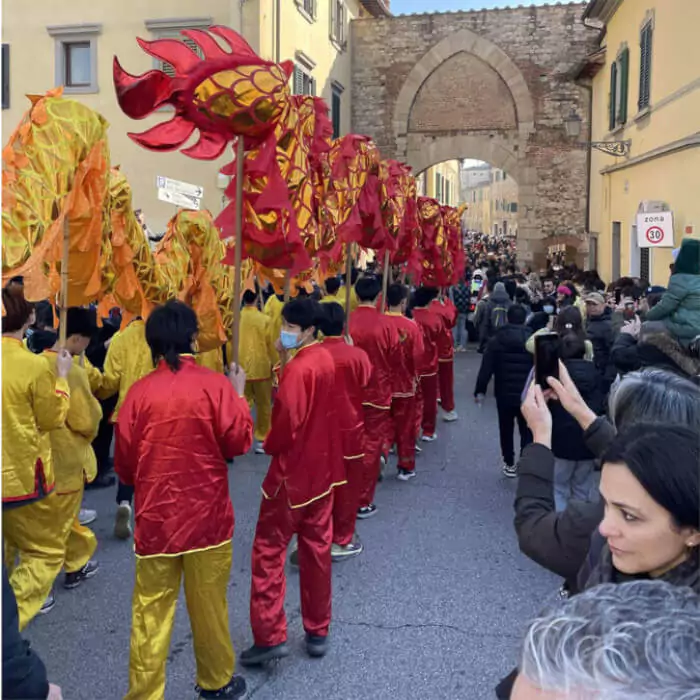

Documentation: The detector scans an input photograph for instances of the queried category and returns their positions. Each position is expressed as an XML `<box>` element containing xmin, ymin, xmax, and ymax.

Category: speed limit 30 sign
<box><xmin>636</xmin><ymin>212</ymin><xmax>674</xmax><ymax>248</ymax></box>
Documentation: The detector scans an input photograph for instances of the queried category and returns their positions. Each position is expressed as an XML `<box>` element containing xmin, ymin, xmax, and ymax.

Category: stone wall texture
<box><xmin>350</xmin><ymin>3</ymin><xmax>601</xmax><ymax>265</ymax></box>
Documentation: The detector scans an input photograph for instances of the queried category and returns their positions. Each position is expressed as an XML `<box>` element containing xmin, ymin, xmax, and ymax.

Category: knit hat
<box><xmin>673</xmin><ymin>238</ymin><xmax>700</xmax><ymax>275</ymax></box>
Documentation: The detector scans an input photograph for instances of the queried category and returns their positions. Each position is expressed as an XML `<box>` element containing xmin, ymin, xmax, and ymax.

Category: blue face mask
<box><xmin>280</xmin><ymin>330</ymin><xmax>301</xmax><ymax>350</ymax></box>
<box><xmin>543</xmin><ymin>305</ymin><xmax>555</xmax><ymax>315</ymax></box>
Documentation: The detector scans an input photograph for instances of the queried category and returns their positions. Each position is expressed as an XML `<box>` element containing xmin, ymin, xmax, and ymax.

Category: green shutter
<box><xmin>618</xmin><ymin>48</ymin><xmax>629</xmax><ymax>124</ymax></box>
<box><xmin>293</xmin><ymin>65</ymin><xmax>303</xmax><ymax>95</ymax></box>
<box><xmin>639</xmin><ymin>24</ymin><xmax>652</xmax><ymax>109</ymax></box>
<box><xmin>609</xmin><ymin>61</ymin><xmax>617</xmax><ymax>131</ymax></box>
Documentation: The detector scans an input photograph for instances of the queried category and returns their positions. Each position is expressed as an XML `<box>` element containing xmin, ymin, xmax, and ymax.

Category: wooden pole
<box><xmin>380</xmin><ymin>249</ymin><xmax>390</xmax><ymax>313</ymax></box>
<box><xmin>284</xmin><ymin>271</ymin><xmax>291</xmax><ymax>303</ymax></box>
<box><xmin>231</xmin><ymin>136</ymin><xmax>245</xmax><ymax>368</ymax></box>
<box><xmin>344</xmin><ymin>242</ymin><xmax>353</xmax><ymax>337</ymax></box>
<box><xmin>59</xmin><ymin>217</ymin><xmax>70</xmax><ymax>347</ymax></box>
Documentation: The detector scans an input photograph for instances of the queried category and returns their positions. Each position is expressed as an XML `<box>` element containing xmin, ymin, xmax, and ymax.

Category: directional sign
<box><xmin>636</xmin><ymin>211</ymin><xmax>674</xmax><ymax>248</ymax></box>
<box><xmin>156</xmin><ymin>176</ymin><xmax>204</xmax><ymax>200</ymax></box>
<box><xmin>157</xmin><ymin>188</ymin><xmax>202</xmax><ymax>210</ymax></box>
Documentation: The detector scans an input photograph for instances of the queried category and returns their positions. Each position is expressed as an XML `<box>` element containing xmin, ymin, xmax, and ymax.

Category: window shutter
<box><xmin>160</xmin><ymin>36</ymin><xmax>202</xmax><ymax>78</ymax></box>
<box><xmin>330</xmin><ymin>0</ymin><xmax>337</xmax><ymax>40</ymax></box>
<box><xmin>608</xmin><ymin>61</ymin><xmax>617</xmax><ymax>131</ymax></box>
<box><xmin>618</xmin><ymin>47</ymin><xmax>629</xmax><ymax>124</ymax></box>
<box><xmin>331</xmin><ymin>89</ymin><xmax>341</xmax><ymax>139</ymax></box>
<box><xmin>1</xmin><ymin>44</ymin><xmax>9</xmax><ymax>110</ymax></box>
<box><xmin>310</xmin><ymin>76</ymin><xmax>316</xmax><ymax>96</ymax></box>
<box><xmin>293</xmin><ymin>65</ymin><xmax>303</xmax><ymax>95</ymax></box>
<box><xmin>638</xmin><ymin>24</ymin><xmax>652</xmax><ymax>110</ymax></box>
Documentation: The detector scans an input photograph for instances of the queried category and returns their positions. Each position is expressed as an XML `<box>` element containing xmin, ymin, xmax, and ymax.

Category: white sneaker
<box><xmin>114</xmin><ymin>501</ymin><xmax>132</xmax><ymax>540</ymax></box>
<box><xmin>421</xmin><ymin>433</ymin><xmax>437</xmax><ymax>442</ymax></box>
<box><xmin>397</xmin><ymin>468</ymin><xmax>416</xmax><ymax>482</ymax></box>
<box><xmin>79</xmin><ymin>508</ymin><xmax>97</xmax><ymax>526</ymax></box>
<box><xmin>254</xmin><ymin>441</ymin><xmax>266</xmax><ymax>455</ymax></box>
<box><xmin>443</xmin><ymin>410</ymin><xmax>459</xmax><ymax>423</ymax></box>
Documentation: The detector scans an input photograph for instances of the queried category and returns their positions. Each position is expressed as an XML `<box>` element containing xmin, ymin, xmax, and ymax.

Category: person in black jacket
<box><xmin>474</xmin><ymin>304</ymin><xmax>532</xmax><ymax>478</ymax></box>
<box><xmin>2</xmin><ymin>566</ymin><xmax>62</xmax><ymax>699</ymax></box>
<box><xmin>551</xmin><ymin>333</ymin><xmax>605</xmax><ymax>510</ymax></box>
<box><xmin>584</xmin><ymin>292</ymin><xmax>616</xmax><ymax>391</ymax></box>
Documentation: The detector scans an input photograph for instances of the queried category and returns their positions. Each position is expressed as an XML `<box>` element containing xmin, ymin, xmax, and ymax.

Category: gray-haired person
<box><xmin>513</xmin><ymin>580</ymin><xmax>700</xmax><ymax>699</ymax></box>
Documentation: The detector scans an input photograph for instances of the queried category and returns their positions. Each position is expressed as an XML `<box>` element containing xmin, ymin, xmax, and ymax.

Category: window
<box><xmin>331</xmin><ymin>83</ymin><xmax>343</xmax><ymax>139</ymax></box>
<box><xmin>608</xmin><ymin>61</ymin><xmax>617</xmax><ymax>131</ymax></box>
<box><xmin>296</xmin><ymin>0</ymin><xmax>316</xmax><ymax>21</ymax></box>
<box><xmin>435</xmin><ymin>173</ymin><xmax>442</xmax><ymax>202</ymax></box>
<box><xmin>293</xmin><ymin>65</ymin><xmax>316</xmax><ymax>96</ymax></box>
<box><xmin>1</xmin><ymin>44</ymin><xmax>9</xmax><ymax>110</ymax></box>
<box><xmin>640</xmin><ymin>247</ymin><xmax>650</xmax><ymax>284</ymax></box>
<box><xmin>145</xmin><ymin>19</ymin><xmax>210</xmax><ymax>79</ymax></box>
<box><xmin>330</xmin><ymin>1</ymin><xmax>347</xmax><ymax>48</ymax></box>
<box><xmin>510</xmin><ymin>202</ymin><xmax>518</xmax><ymax>213</ymax></box>
<box><xmin>612</xmin><ymin>221</ymin><xmax>621</xmax><ymax>282</ymax></box>
<box><xmin>638</xmin><ymin>20</ymin><xmax>653</xmax><ymax>110</ymax></box>
<box><xmin>617</xmin><ymin>47</ymin><xmax>629</xmax><ymax>125</ymax></box>
<box><xmin>47</xmin><ymin>24</ymin><xmax>101</xmax><ymax>94</ymax></box>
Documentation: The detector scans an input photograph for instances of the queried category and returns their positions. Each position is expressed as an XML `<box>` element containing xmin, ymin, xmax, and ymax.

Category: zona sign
<box><xmin>635</xmin><ymin>211</ymin><xmax>674</xmax><ymax>248</ymax></box>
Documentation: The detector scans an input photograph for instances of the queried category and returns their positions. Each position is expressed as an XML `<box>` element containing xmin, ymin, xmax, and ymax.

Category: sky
<box><xmin>391</xmin><ymin>0</ymin><xmax>552</xmax><ymax>14</ymax></box>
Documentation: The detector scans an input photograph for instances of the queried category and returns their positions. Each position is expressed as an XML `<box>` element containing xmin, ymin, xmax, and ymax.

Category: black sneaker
<box><xmin>39</xmin><ymin>591</ymin><xmax>56</xmax><ymax>615</ymax></box>
<box><xmin>502</xmin><ymin>463</ymin><xmax>518</xmax><ymax>479</ymax></box>
<box><xmin>239</xmin><ymin>643</ymin><xmax>290</xmax><ymax>667</ymax></box>
<box><xmin>356</xmin><ymin>504</ymin><xmax>377</xmax><ymax>520</ymax></box>
<box><xmin>197</xmin><ymin>674</ymin><xmax>247</xmax><ymax>699</ymax></box>
<box><xmin>305</xmin><ymin>634</ymin><xmax>328</xmax><ymax>658</ymax></box>
<box><xmin>64</xmin><ymin>560</ymin><xmax>99</xmax><ymax>589</ymax></box>
<box><xmin>85</xmin><ymin>473</ymin><xmax>116</xmax><ymax>490</ymax></box>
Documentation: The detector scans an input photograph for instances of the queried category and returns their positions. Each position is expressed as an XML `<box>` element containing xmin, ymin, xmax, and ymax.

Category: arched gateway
<box><xmin>350</xmin><ymin>2</ymin><xmax>600</xmax><ymax>267</ymax></box>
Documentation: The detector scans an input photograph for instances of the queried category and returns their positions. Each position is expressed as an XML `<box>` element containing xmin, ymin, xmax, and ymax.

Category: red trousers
<box><xmin>420</xmin><ymin>374</ymin><xmax>439</xmax><ymax>437</ymax></box>
<box><xmin>391</xmin><ymin>396</ymin><xmax>417</xmax><ymax>471</ymax></box>
<box><xmin>250</xmin><ymin>486</ymin><xmax>333</xmax><ymax>646</ymax></box>
<box><xmin>333</xmin><ymin>456</ymin><xmax>363</xmax><ymax>546</ymax></box>
<box><xmin>438</xmin><ymin>360</ymin><xmax>455</xmax><ymax>413</ymax></box>
<box><xmin>359</xmin><ymin>405</ymin><xmax>391</xmax><ymax>508</ymax></box>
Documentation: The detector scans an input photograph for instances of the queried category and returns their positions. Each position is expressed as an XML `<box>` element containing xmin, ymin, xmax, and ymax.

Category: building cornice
<box><xmin>359</xmin><ymin>0</ymin><xmax>391</xmax><ymax>18</ymax></box>
<box><xmin>583</xmin><ymin>0</ymin><xmax>623</xmax><ymax>23</ymax></box>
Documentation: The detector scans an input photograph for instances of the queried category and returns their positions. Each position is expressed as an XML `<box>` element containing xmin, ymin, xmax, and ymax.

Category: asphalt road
<box><xmin>25</xmin><ymin>351</ymin><xmax>557</xmax><ymax>699</ymax></box>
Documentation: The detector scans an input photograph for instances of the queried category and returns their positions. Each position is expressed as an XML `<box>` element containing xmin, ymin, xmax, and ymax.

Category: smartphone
<box><xmin>534</xmin><ymin>332</ymin><xmax>560</xmax><ymax>388</ymax></box>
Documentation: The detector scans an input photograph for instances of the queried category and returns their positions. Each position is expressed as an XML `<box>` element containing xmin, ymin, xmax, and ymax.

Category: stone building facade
<box><xmin>351</xmin><ymin>3</ymin><xmax>601</xmax><ymax>266</ymax></box>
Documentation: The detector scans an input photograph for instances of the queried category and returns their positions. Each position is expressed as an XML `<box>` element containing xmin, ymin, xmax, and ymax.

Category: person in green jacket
<box><xmin>646</xmin><ymin>238</ymin><xmax>700</xmax><ymax>346</ymax></box>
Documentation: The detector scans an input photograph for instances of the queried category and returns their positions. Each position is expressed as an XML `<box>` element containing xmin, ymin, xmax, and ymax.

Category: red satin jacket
<box><xmin>384</xmin><ymin>312</ymin><xmax>424</xmax><ymax>397</ymax></box>
<box><xmin>321</xmin><ymin>337</ymin><xmax>372</xmax><ymax>460</ymax></box>
<box><xmin>430</xmin><ymin>298</ymin><xmax>458</xmax><ymax>360</ymax></box>
<box><xmin>262</xmin><ymin>343</ymin><xmax>344</xmax><ymax>508</ymax></box>
<box><xmin>348</xmin><ymin>306</ymin><xmax>400</xmax><ymax>409</ymax></box>
<box><xmin>412</xmin><ymin>308</ymin><xmax>443</xmax><ymax>377</ymax></box>
<box><xmin>115</xmin><ymin>357</ymin><xmax>253</xmax><ymax>557</ymax></box>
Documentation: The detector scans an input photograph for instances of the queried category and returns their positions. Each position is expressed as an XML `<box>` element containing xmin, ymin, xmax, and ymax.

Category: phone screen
<box><xmin>535</xmin><ymin>333</ymin><xmax>560</xmax><ymax>388</ymax></box>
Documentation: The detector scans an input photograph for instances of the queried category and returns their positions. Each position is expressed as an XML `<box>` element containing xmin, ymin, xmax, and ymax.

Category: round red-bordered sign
<box><xmin>646</xmin><ymin>226</ymin><xmax>664</xmax><ymax>244</ymax></box>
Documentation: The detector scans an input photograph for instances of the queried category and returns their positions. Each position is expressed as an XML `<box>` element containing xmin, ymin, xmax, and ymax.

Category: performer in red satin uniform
<box><xmin>384</xmin><ymin>284</ymin><xmax>424</xmax><ymax>480</ymax></box>
<box><xmin>317</xmin><ymin>303</ymin><xmax>372</xmax><ymax>559</ymax></box>
<box><xmin>412</xmin><ymin>287</ymin><xmax>443</xmax><ymax>442</ymax></box>
<box><xmin>429</xmin><ymin>290</ymin><xmax>459</xmax><ymax>422</ymax></box>
<box><xmin>348</xmin><ymin>276</ymin><xmax>400</xmax><ymax>519</ymax></box>
<box><xmin>115</xmin><ymin>301</ymin><xmax>253</xmax><ymax>700</ymax></box>
<box><xmin>241</xmin><ymin>299</ymin><xmax>344</xmax><ymax>666</ymax></box>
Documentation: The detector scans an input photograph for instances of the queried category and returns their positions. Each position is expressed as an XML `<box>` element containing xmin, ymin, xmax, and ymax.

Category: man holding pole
<box><xmin>429</xmin><ymin>289</ymin><xmax>459</xmax><ymax>423</ymax></box>
<box><xmin>348</xmin><ymin>276</ymin><xmax>400</xmax><ymax>519</ymax></box>
<box><xmin>384</xmin><ymin>284</ymin><xmax>424</xmax><ymax>480</ymax></box>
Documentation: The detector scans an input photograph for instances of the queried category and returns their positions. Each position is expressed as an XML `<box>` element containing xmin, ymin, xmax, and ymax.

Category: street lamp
<box><xmin>564</xmin><ymin>109</ymin><xmax>631</xmax><ymax>157</ymax></box>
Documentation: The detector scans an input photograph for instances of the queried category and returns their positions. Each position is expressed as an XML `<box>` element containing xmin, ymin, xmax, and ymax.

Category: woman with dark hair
<box><xmin>115</xmin><ymin>300</ymin><xmax>253</xmax><ymax>700</ymax></box>
<box><xmin>580</xmin><ymin>423</ymin><xmax>699</xmax><ymax>591</ymax></box>
<box><xmin>2</xmin><ymin>286</ymin><xmax>73</xmax><ymax>627</ymax></box>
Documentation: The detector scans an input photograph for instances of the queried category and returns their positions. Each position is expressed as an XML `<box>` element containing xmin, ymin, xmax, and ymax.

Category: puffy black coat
<box><xmin>550</xmin><ymin>359</ymin><xmax>605</xmax><ymax>461</ymax></box>
<box><xmin>474</xmin><ymin>324</ymin><xmax>532</xmax><ymax>408</ymax></box>
<box><xmin>586</xmin><ymin>307</ymin><xmax>616</xmax><ymax>386</ymax></box>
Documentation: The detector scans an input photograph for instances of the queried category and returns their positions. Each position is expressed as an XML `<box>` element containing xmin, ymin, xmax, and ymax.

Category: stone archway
<box><xmin>350</xmin><ymin>4</ymin><xmax>599</xmax><ymax>268</ymax></box>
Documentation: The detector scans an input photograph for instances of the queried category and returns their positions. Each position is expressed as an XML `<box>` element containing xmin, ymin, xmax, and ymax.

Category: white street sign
<box><xmin>157</xmin><ymin>188</ymin><xmax>202</xmax><ymax>210</ymax></box>
<box><xmin>636</xmin><ymin>211</ymin><xmax>674</xmax><ymax>248</ymax></box>
<box><xmin>156</xmin><ymin>176</ymin><xmax>204</xmax><ymax>200</ymax></box>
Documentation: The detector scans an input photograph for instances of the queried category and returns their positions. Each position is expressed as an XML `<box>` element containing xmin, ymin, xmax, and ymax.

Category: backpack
<box><xmin>491</xmin><ymin>303</ymin><xmax>508</xmax><ymax>330</ymax></box>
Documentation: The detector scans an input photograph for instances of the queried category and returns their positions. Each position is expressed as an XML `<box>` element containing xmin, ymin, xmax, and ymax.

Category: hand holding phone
<box><xmin>534</xmin><ymin>333</ymin><xmax>560</xmax><ymax>388</ymax></box>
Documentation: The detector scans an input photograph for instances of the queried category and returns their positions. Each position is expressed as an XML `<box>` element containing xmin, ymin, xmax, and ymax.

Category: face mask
<box><xmin>280</xmin><ymin>330</ymin><xmax>301</xmax><ymax>350</ymax></box>
<box><xmin>543</xmin><ymin>305</ymin><xmax>555</xmax><ymax>315</ymax></box>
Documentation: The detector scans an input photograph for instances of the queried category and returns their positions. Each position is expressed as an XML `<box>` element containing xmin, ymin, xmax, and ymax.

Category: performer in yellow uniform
<box><xmin>230</xmin><ymin>290</ymin><xmax>276</xmax><ymax>454</ymax></box>
<box><xmin>2</xmin><ymin>286</ymin><xmax>72</xmax><ymax>628</ymax></box>
<box><xmin>42</xmin><ymin>308</ymin><xmax>103</xmax><ymax>590</ymax></box>
<box><xmin>320</xmin><ymin>277</ymin><xmax>343</xmax><ymax>305</ymax></box>
<box><xmin>264</xmin><ymin>291</ymin><xmax>285</xmax><ymax>363</ymax></box>
<box><xmin>97</xmin><ymin>317</ymin><xmax>154</xmax><ymax>540</ymax></box>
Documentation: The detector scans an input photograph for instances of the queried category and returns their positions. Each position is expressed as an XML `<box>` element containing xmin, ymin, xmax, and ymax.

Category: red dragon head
<box><xmin>113</xmin><ymin>26</ymin><xmax>293</xmax><ymax>160</ymax></box>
